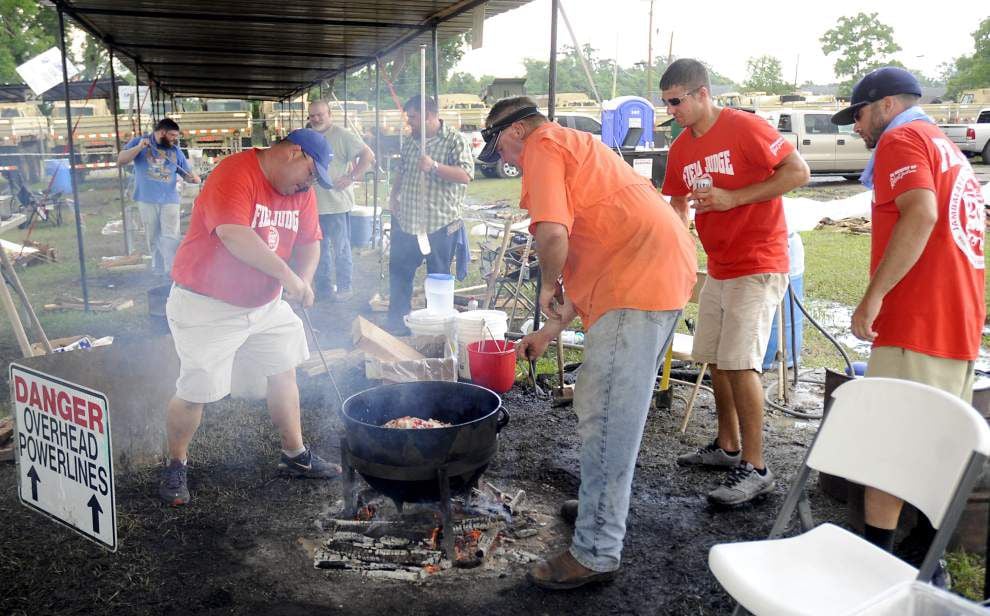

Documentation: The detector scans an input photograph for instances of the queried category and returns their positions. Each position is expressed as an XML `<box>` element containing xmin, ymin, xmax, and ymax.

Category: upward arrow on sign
<box><xmin>87</xmin><ymin>495</ymin><xmax>103</xmax><ymax>534</ymax></box>
<box><xmin>27</xmin><ymin>466</ymin><xmax>40</xmax><ymax>501</ymax></box>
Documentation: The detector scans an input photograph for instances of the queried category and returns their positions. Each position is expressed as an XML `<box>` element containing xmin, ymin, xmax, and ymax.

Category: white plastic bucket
<box><xmin>404</xmin><ymin>308</ymin><xmax>456</xmax><ymax>337</ymax></box>
<box><xmin>424</xmin><ymin>273</ymin><xmax>454</xmax><ymax>315</ymax></box>
<box><xmin>455</xmin><ymin>310</ymin><xmax>508</xmax><ymax>379</ymax></box>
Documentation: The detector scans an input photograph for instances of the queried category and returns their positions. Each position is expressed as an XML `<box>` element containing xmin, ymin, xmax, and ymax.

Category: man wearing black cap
<box><xmin>482</xmin><ymin>96</ymin><xmax>697</xmax><ymax>589</ymax></box>
<box><xmin>158</xmin><ymin>129</ymin><xmax>341</xmax><ymax>506</ymax></box>
<box><xmin>832</xmin><ymin>67</ymin><xmax>986</xmax><ymax>583</ymax></box>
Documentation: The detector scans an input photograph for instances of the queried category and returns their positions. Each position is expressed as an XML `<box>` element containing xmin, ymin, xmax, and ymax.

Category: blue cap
<box><xmin>285</xmin><ymin>128</ymin><xmax>333</xmax><ymax>189</ymax></box>
<box><xmin>831</xmin><ymin>67</ymin><xmax>923</xmax><ymax>125</ymax></box>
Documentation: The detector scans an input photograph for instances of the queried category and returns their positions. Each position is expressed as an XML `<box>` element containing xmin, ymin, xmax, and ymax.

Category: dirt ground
<box><xmin>0</xmin><ymin>243</ymin><xmax>856</xmax><ymax>616</ymax></box>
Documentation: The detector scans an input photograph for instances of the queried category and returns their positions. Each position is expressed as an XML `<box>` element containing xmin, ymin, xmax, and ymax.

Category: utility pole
<box><xmin>645</xmin><ymin>0</ymin><xmax>654</xmax><ymax>102</ymax></box>
<box><xmin>794</xmin><ymin>54</ymin><xmax>800</xmax><ymax>88</ymax></box>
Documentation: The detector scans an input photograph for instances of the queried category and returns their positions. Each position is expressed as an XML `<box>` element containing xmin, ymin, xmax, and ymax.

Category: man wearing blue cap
<box><xmin>158</xmin><ymin>129</ymin><xmax>341</xmax><ymax>506</ymax></box>
<box><xmin>833</xmin><ymin>67</ymin><xmax>986</xmax><ymax>585</ymax></box>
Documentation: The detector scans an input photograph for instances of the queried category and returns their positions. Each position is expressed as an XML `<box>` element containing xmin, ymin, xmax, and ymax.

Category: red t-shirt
<box><xmin>662</xmin><ymin>108</ymin><xmax>795</xmax><ymax>279</ymax></box>
<box><xmin>870</xmin><ymin>121</ymin><xmax>986</xmax><ymax>360</ymax></box>
<box><xmin>171</xmin><ymin>149</ymin><xmax>322</xmax><ymax>307</ymax></box>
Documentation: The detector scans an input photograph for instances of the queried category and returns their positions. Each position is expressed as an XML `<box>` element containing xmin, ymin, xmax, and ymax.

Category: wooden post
<box><xmin>483</xmin><ymin>218</ymin><xmax>514</xmax><ymax>309</ymax></box>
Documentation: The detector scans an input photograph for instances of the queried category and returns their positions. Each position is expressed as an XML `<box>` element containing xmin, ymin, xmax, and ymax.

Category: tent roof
<box><xmin>53</xmin><ymin>1</ymin><xmax>531</xmax><ymax>101</ymax></box>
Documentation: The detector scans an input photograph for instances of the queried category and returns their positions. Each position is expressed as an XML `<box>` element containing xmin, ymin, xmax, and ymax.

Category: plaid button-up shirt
<box><xmin>392</xmin><ymin>121</ymin><xmax>475</xmax><ymax>234</ymax></box>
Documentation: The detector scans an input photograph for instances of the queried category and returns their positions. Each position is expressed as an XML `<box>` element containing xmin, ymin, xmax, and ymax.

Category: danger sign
<box><xmin>10</xmin><ymin>364</ymin><xmax>117</xmax><ymax>551</ymax></box>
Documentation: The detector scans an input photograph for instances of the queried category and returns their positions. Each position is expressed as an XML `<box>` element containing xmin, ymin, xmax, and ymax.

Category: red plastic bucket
<box><xmin>467</xmin><ymin>340</ymin><xmax>517</xmax><ymax>393</ymax></box>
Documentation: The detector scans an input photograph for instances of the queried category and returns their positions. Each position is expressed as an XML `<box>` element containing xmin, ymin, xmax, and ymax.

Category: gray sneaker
<box><xmin>677</xmin><ymin>439</ymin><xmax>742</xmax><ymax>468</ymax></box>
<box><xmin>707</xmin><ymin>462</ymin><xmax>775</xmax><ymax>506</ymax></box>
<box><xmin>277</xmin><ymin>449</ymin><xmax>342</xmax><ymax>478</ymax></box>
<box><xmin>159</xmin><ymin>460</ymin><xmax>190</xmax><ymax>506</ymax></box>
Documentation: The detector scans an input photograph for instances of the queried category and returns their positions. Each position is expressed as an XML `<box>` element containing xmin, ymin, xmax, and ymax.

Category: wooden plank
<box><xmin>351</xmin><ymin>316</ymin><xmax>424</xmax><ymax>363</ymax></box>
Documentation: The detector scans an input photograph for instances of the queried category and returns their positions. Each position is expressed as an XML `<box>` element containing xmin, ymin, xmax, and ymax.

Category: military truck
<box><xmin>437</xmin><ymin>94</ymin><xmax>489</xmax><ymax>131</ymax></box>
<box><xmin>50</xmin><ymin>100</ymin><xmax>146</xmax><ymax>167</ymax></box>
<box><xmin>168</xmin><ymin>99</ymin><xmax>252</xmax><ymax>157</ymax></box>
<box><xmin>0</xmin><ymin>103</ymin><xmax>50</xmax><ymax>181</ymax></box>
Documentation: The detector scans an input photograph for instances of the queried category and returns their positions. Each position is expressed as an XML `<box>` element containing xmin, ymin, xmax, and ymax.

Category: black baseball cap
<box><xmin>478</xmin><ymin>106</ymin><xmax>540</xmax><ymax>163</ymax></box>
<box><xmin>831</xmin><ymin>67</ymin><xmax>922</xmax><ymax>125</ymax></box>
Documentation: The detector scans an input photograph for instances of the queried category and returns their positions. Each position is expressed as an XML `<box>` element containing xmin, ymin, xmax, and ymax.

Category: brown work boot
<box><xmin>560</xmin><ymin>499</ymin><xmax>579</xmax><ymax>526</ymax></box>
<box><xmin>527</xmin><ymin>551</ymin><xmax>617</xmax><ymax>590</ymax></box>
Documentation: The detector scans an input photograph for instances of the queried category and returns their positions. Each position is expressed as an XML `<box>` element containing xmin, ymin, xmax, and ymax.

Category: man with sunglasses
<box><xmin>660</xmin><ymin>58</ymin><xmax>810</xmax><ymax>507</ymax></box>
<box><xmin>481</xmin><ymin>96</ymin><xmax>697</xmax><ymax>589</ymax></box>
<box><xmin>831</xmin><ymin>67</ymin><xmax>985</xmax><ymax>585</ymax></box>
<box><xmin>386</xmin><ymin>95</ymin><xmax>474</xmax><ymax>334</ymax></box>
<box><xmin>158</xmin><ymin>129</ymin><xmax>341</xmax><ymax>506</ymax></box>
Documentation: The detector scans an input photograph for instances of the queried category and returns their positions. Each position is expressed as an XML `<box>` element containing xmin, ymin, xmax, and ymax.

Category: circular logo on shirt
<box><xmin>267</xmin><ymin>226</ymin><xmax>280</xmax><ymax>251</ymax></box>
<box><xmin>948</xmin><ymin>169</ymin><xmax>986</xmax><ymax>270</ymax></box>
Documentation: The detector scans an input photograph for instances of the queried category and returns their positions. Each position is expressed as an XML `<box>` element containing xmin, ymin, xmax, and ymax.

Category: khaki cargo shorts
<box><xmin>691</xmin><ymin>272</ymin><xmax>789</xmax><ymax>372</ymax></box>
<box><xmin>866</xmin><ymin>346</ymin><xmax>975</xmax><ymax>404</ymax></box>
<box><xmin>166</xmin><ymin>285</ymin><xmax>309</xmax><ymax>404</ymax></box>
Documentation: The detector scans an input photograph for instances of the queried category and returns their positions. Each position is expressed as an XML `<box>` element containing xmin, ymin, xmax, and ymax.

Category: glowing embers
<box><xmin>314</xmin><ymin>483</ymin><xmax>542</xmax><ymax>580</ymax></box>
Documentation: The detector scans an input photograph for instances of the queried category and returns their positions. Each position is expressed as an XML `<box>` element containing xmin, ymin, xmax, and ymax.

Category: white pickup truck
<box><xmin>470</xmin><ymin>112</ymin><xmax>604</xmax><ymax>179</ymax></box>
<box><xmin>771</xmin><ymin>108</ymin><xmax>871</xmax><ymax>179</ymax></box>
<box><xmin>939</xmin><ymin>109</ymin><xmax>990</xmax><ymax>163</ymax></box>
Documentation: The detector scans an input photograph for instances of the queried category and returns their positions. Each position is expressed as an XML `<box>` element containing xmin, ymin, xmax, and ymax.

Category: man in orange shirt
<box><xmin>481</xmin><ymin>97</ymin><xmax>696</xmax><ymax>589</ymax></box>
<box><xmin>660</xmin><ymin>59</ymin><xmax>810</xmax><ymax>507</ymax></box>
<box><xmin>832</xmin><ymin>67</ymin><xmax>985</xmax><ymax>585</ymax></box>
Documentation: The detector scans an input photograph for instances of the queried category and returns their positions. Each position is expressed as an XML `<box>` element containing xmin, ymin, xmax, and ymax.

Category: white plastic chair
<box><xmin>708</xmin><ymin>377</ymin><xmax>990</xmax><ymax>616</ymax></box>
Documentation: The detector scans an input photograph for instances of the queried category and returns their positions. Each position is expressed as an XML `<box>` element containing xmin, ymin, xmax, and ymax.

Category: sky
<box><xmin>453</xmin><ymin>0</ymin><xmax>987</xmax><ymax>86</ymax></box>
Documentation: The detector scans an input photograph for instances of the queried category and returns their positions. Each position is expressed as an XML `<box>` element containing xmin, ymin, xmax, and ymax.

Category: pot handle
<box><xmin>496</xmin><ymin>406</ymin><xmax>510</xmax><ymax>431</ymax></box>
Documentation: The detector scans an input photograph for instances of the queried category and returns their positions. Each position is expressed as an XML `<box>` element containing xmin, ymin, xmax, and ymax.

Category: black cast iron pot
<box><xmin>340</xmin><ymin>381</ymin><xmax>509</xmax><ymax>503</ymax></box>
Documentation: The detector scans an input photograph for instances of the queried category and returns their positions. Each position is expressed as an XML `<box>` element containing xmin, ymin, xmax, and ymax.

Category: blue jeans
<box><xmin>570</xmin><ymin>308</ymin><xmax>681</xmax><ymax>573</ymax></box>
<box><xmin>136</xmin><ymin>201</ymin><xmax>180</xmax><ymax>274</ymax></box>
<box><xmin>316</xmin><ymin>213</ymin><xmax>352</xmax><ymax>291</ymax></box>
<box><xmin>387</xmin><ymin>219</ymin><xmax>460</xmax><ymax>324</ymax></box>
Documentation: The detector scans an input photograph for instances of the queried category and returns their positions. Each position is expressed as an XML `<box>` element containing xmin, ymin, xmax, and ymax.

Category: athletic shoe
<box><xmin>676</xmin><ymin>439</ymin><xmax>742</xmax><ymax>468</ymax></box>
<box><xmin>332</xmin><ymin>288</ymin><xmax>354</xmax><ymax>302</ymax></box>
<box><xmin>277</xmin><ymin>449</ymin><xmax>341</xmax><ymax>478</ymax></box>
<box><xmin>707</xmin><ymin>462</ymin><xmax>775</xmax><ymax>506</ymax></box>
<box><xmin>159</xmin><ymin>460</ymin><xmax>190</xmax><ymax>506</ymax></box>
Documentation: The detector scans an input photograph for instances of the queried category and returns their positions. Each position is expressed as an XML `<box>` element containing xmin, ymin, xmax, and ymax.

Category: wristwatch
<box><xmin>432</xmin><ymin>161</ymin><xmax>440</xmax><ymax>174</ymax></box>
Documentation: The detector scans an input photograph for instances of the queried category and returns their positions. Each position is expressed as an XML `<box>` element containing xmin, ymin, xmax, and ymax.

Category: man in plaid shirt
<box><xmin>387</xmin><ymin>95</ymin><xmax>474</xmax><ymax>332</ymax></box>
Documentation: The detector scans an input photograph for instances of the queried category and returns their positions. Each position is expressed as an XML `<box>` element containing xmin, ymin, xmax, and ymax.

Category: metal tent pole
<box><xmin>432</xmin><ymin>26</ymin><xmax>440</xmax><ymax>98</ymax></box>
<box><xmin>532</xmin><ymin>0</ymin><xmax>560</xmax><ymax>344</ymax></box>
<box><xmin>108</xmin><ymin>50</ymin><xmax>132</xmax><ymax>254</ymax></box>
<box><xmin>57</xmin><ymin>7</ymin><xmax>89</xmax><ymax>311</ymax></box>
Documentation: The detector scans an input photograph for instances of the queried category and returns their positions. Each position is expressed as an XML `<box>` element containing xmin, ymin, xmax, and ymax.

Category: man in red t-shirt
<box><xmin>660</xmin><ymin>59</ymin><xmax>810</xmax><ymax>507</ymax></box>
<box><xmin>831</xmin><ymin>67</ymin><xmax>986</xmax><ymax>579</ymax></box>
<box><xmin>159</xmin><ymin>129</ymin><xmax>340</xmax><ymax>507</ymax></box>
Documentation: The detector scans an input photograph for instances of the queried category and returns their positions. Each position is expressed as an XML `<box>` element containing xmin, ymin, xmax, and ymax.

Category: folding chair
<box><xmin>708</xmin><ymin>377</ymin><xmax>990</xmax><ymax>616</ymax></box>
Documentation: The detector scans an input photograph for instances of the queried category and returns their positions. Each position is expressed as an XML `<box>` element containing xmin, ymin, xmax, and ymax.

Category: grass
<box><xmin>945</xmin><ymin>549</ymin><xmax>986</xmax><ymax>602</ymax></box>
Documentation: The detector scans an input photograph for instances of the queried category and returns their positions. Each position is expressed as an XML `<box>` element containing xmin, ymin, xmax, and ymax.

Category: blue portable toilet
<box><xmin>763</xmin><ymin>232</ymin><xmax>805</xmax><ymax>370</ymax></box>
<box><xmin>601</xmin><ymin>96</ymin><xmax>654</xmax><ymax>149</ymax></box>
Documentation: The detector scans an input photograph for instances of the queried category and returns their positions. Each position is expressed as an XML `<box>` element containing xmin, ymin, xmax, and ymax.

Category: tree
<box><xmin>945</xmin><ymin>17</ymin><xmax>990</xmax><ymax>100</ymax></box>
<box><xmin>743</xmin><ymin>55</ymin><xmax>789</xmax><ymax>94</ymax></box>
<box><xmin>820</xmin><ymin>12</ymin><xmax>901</xmax><ymax>95</ymax></box>
<box><xmin>0</xmin><ymin>0</ymin><xmax>58</xmax><ymax>83</ymax></box>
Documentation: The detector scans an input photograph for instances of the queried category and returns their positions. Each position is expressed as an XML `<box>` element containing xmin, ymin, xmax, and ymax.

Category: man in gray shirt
<box><xmin>307</xmin><ymin>100</ymin><xmax>375</xmax><ymax>301</ymax></box>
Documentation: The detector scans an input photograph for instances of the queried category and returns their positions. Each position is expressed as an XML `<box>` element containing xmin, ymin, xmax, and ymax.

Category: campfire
<box><xmin>314</xmin><ymin>482</ymin><xmax>542</xmax><ymax>580</ymax></box>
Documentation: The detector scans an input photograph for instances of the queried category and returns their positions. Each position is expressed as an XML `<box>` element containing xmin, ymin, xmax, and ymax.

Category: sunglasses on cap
<box><xmin>477</xmin><ymin>106</ymin><xmax>540</xmax><ymax>163</ymax></box>
<box><xmin>661</xmin><ymin>86</ymin><xmax>702</xmax><ymax>107</ymax></box>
